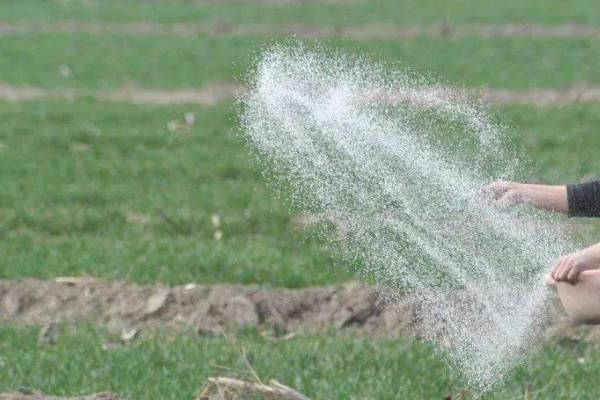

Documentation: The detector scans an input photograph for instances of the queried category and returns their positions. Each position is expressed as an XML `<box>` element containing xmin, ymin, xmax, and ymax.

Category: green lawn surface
<box><xmin>0</xmin><ymin>100</ymin><xmax>341</xmax><ymax>287</ymax></box>
<box><xmin>0</xmin><ymin>34</ymin><xmax>598</xmax><ymax>90</ymax></box>
<box><xmin>0</xmin><ymin>100</ymin><xmax>599</xmax><ymax>286</ymax></box>
<box><xmin>2</xmin><ymin>0</ymin><xmax>600</xmax><ymax>26</ymax></box>
<box><xmin>1</xmin><ymin>324</ymin><xmax>599</xmax><ymax>400</ymax></box>
<box><xmin>2</xmin><ymin>2</ymin><xmax>600</xmax><ymax>398</ymax></box>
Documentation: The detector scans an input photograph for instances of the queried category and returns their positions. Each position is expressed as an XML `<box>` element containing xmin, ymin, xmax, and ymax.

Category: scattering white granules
<box><xmin>239</xmin><ymin>43</ymin><xmax>573</xmax><ymax>391</ymax></box>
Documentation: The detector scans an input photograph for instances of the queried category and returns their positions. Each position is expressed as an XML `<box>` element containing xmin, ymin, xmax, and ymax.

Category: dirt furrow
<box><xmin>0</xmin><ymin>278</ymin><xmax>412</xmax><ymax>338</ymax></box>
<box><xmin>3</xmin><ymin>81</ymin><xmax>600</xmax><ymax>107</ymax></box>
<box><xmin>478</xmin><ymin>83</ymin><xmax>600</xmax><ymax>106</ymax></box>
<box><xmin>0</xmin><ymin>391</ymin><xmax>117</xmax><ymax>400</ymax></box>
<box><xmin>0</xmin><ymin>278</ymin><xmax>596</xmax><ymax>343</ymax></box>
<box><xmin>1</xmin><ymin>21</ymin><xmax>599</xmax><ymax>39</ymax></box>
<box><xmin>0</xmin><ymin>82</ymin><xmax>240</xmax><ymax>106</ymax></box>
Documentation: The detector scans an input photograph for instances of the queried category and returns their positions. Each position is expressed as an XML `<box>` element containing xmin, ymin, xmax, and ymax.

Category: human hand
<box><xmin>550</xmin><ymin>247</ymin><xmax>600</xmax><ymax>284</ymax></box>
<box><xmin>480</xmin><ymin>180</ymin><xmax>523</xmax><ymax>207</ymax></box>
<box><xmin>481</xmin><ymin>181</ymin><xmax>568</xmax><ymax>213</ymax></box>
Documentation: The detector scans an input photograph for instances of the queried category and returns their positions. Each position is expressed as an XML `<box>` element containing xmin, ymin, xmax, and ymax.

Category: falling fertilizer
<box><xmin>239</xmin><ymin>44</ymin><xmax>573</xmax><ymax>390</ymax></box>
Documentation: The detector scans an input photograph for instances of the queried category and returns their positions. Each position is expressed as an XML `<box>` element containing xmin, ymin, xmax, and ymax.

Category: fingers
<box><xmin>550</xmin><ymin>258</ymin><xmax>562</xmax><ymax>281</ymax></box>
<box><xmin>551</xmin><ymin>255</ymin><xmax>579</xmax><ymax>284</ymax></box>
<box><xmin>551</xmin><ymin>256</ymin><xmax>568</xmax><ymax>282</ymax></box>
<box><xmin>480</xmin><ymin>180</ymin><xmax>512</xmax><ymax>200</ymax></box>
<box><xmin>566</xmin><ymin>266</ymin><xmax>580</xmax><ymax>283</ymax></box>
<box><xmin>556</xmin><ymin>259</ymin><xmax>572</xmax><ymax>282</ymax></box>
<box><xmin>498</xmin><ymin>189</ymin><xmax>520</xmax><ymax>208</ymax></box>
<box><xmin>480</xmin><ymin>181</ymin><xmax>527</xmax><ymax>211</ymax></box>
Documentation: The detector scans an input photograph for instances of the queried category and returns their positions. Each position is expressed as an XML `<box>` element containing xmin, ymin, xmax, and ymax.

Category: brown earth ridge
<box><xmin>1</xmin><ymin>21</ymin><xmax>600</xmax><ymax>40</ymax></box>
<box><xmin>3</xmin><ymin>82</ymin><xmax>600</xmax><ymax>107</ymax></box>
<box><xmin>0</xmin><ymin>278</ymin><xmax>597</xmax><ymax>342</ymax></box>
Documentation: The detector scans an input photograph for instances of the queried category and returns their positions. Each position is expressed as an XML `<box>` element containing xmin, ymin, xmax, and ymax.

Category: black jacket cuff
<box><xmin>567</xmin><ymin>181</ymin><xmax>600</xmax><ymax>217</ymax></box>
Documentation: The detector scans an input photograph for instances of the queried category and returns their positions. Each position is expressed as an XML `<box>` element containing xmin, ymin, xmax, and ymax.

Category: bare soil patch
<box><xmin>2</xmin><ymin>82</ymin><xmax>600</xmax><ymax>107</ymax></box>
<box><xmin>0</xmin><ymin>82</ymin><xmax>240</xmax><ymax>106</ymax></box>
<box><xmin>0</xmin><ymin>390</ymin><xmax>117</xmax><ymax>400</ymax></box>
<box><xmin>0</xmin><ymin>278</ymin><xmax>413</xmax><ymax>337</ymax></box>
<box><xmin>477</xmin><ymin>83</ymin><xmax>600</xmax><ymax>107</ymax></box>
<box><xmin>0</xmin><ymin>278</ymin><xmax>596</xmax><ymax>342</ymax></box>
<box><xmin>0</xmin><ymin>21</ymin><xmax>599</xmax><ymax>40</ymax></box>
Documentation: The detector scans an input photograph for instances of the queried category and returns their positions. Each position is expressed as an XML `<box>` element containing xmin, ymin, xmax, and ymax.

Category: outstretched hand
<box><xmin>480</xmin><ymin>180</ymin><xmax>523</xmax><ymax>207</ymax></box>
<box><xmin>481</xmin><ymin>180</ymin><xmax>568</xmax><ymax>213</ymax></box>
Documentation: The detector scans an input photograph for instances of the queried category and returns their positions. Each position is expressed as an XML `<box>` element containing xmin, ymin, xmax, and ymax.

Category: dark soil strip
<box><xmin>2</xmin><ymin>82</ymin><xmax>600</xmax><ymax>107</ymax></box>
<box><xmin>0</xmin><ymin>391</ymin><xmax>117</xmax><ymax>400</ymax></box>
<box><xmin>0</xmin><ymin>278</ymin><xmax>413</xmax><ymax>338</ymax></box>
<box><xmin>0</xmin><ymin>21</ymin><xmax>599</xmax><ymax>40</ymax></box>
<box><xmin>0</xmin><ymin>82</ymin><xmax>240</xmax><ymax>106</ymax></box>
<box><xmin>0</xmin><ymin>278</ymin><xmax>593</xmax><ymax>342</ymax></box>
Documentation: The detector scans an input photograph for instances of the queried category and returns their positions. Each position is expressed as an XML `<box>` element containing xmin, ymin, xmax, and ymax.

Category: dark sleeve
<box><xmin>567</xmin><ymin>181</ymin><xmax>600</xmax><ymax>217</ymax></box>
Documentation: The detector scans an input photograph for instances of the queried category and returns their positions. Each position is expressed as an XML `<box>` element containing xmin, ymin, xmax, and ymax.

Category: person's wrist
<box><xmin>510</xmin><ymin>182</ymin><xmax>528</xmax><ymax>201</ymax></box>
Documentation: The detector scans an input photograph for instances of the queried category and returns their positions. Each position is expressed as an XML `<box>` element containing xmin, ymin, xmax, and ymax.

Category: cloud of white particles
<box><xmin>239</xmin><ymin>43</ymin><xmax>572</xmax><ymax>391</ymax></box>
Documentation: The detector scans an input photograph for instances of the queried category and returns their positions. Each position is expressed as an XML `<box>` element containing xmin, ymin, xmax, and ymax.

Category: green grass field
<box><xmin>2</xmin><ymin>1</ymin><xmax>600</xmax><ymax>399</ymax></box>
<box><xmin>2</xmin><ymin>324</ymin><xmax>600</xmax><ymax>400</ymax></box>
<box><xmin>3</xmin><ymin>0</ymin><xmax>600</xmax><ymax>25</ymax></box>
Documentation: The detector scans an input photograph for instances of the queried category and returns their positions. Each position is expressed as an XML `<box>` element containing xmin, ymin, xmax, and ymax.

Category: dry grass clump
<box><xmin>197</xmin><ymin>377</ymin><xmax>310</xmax><ymax>400</ymax></box>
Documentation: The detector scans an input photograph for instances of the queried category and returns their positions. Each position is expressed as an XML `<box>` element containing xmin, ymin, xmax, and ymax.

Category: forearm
<box><xmin>484</xmin><ymin>180</ymin><xmax>600</xmax><ymax>217</ymax></box>
<box><xmin>516</xmin><ymin>183</ymin><xmax>568</xmax><ymax>213</ymax></box>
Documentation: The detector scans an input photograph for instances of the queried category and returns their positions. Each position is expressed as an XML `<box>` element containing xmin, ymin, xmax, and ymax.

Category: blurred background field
<box><xmin>1</xmin><ymin>1</ymin><xmax>600</xmax><ymax>399</ymax></box>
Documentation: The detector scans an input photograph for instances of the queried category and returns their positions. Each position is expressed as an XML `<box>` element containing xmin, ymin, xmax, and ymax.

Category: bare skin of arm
<box><xmin>483</xmin><ymin>180</ymin><xmax>599</xmax><ymax>283</ymax></box>
<box><xmin>481</xmin><ymin>181</ymin><xmax>568</xmax><ymax>213</ymax></box>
